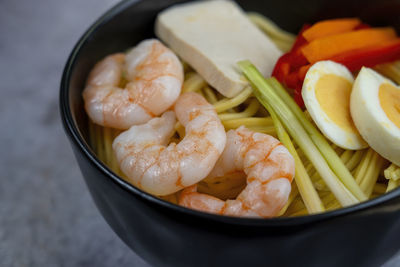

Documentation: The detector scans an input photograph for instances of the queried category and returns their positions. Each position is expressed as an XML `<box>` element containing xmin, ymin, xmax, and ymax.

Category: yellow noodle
<box><xmin>384</xmin><ymin>163</ymin><xmax>400</xmax><ymax>181</ymax></box>
<box><xmin>292</xmin><ymin>191</ymin><xmax>339</xmax><ymax>214</ymax></box>
<box><xmin>295</xmin><ymin>146</ymin><xmax>307</xmax><ymax>160</ymax></box>
<box><xmin>385</xmin><ymin>163</ymin><xmax>400</xmax><ymax>192</ymax></box>
<box><xmin>105</xmin><ymin>128</ymin><xmax>114</xmax><ymax>166</ymax></box>
<box><xmin>170</xmin><ymin>137</ymin><xmax>181</xmax><ymax>144</ymax></box>
<box><xmin>183</xmin><ymin>71</ymin><xmax>196</xmax><ymax>79</ymax></box>
<box><xmin>271</xmin><ymin>38</ymin><xmax>294</xmax><ymax>53</ymax></box>
<box><xmin>175</xmin><ymin>122</ymin><xmax>185</xmax><ymax>139</ymax></box>
<box><xmin>203</xmin><ymin>86</ymin><xmax>219</xmax><ymax>104</ymax></box>
<box><xmin>387</xmin><ymin>179</ymin><xmax>400</xmax><ymax>192</ymax></box>
<box><xmin>181</xmin><ymin>60</ymin><xmax>191</xmax><ymax>74</ymax></box>
<box><xmin>374</xmin><ymin>183</ymin><xmax>387</xmax><ymax>195</ymax></box>
<box><xmin>182</xmin><ymin>73</ymin><xmax>207</xmax><ymax>92</ymax></box>
<box><xmin>218</xmin><ymin>99</ymin><xmax>260</xmax><ymax>120</ymax></box>
<box><xmin>321</xmin><ymin>193</ymin><xmax>340</xmax><ymax>208</ymax></box>
<box><xmin>222</xmin><ymin>117</ymin><xmax>273</xmax><ymax>129</ymax></box>
<box><xmin>375</xmin><ymin>61</ymin><xmax>400</xmax><ymax>84</ymax></box>
<box><xmin>247</xmin><ymin>12</ymin><xmax>295</xmax><ymax>47</ymax></box>
<box><xmin>110</xmin><ymin>129</ymin><xmax>122</xmax><ymax>172</ymax></box>
<box><xmin>95</xmin><ymin>123</ymin><xmax>105</xmax><ymax>163</ymax></box>
<box><xmin>290</xmin><ymin>209</ymin><xmax>309</xmax><ymax>217</ymax></box>
<box><xmin>88</xmin><ymin>118</ymin><xmax>96</xmax><ymax>153</ymax></box>
<box><xmin>359</xmin><ymin>152</ymin><xmax>385</xmax><ymax>197</ymax></box>
<box><xmin>278</xmin><ymin>183</ymin><xmax>299</xmax><ymax>216</ymax></box>
<box><xmin>334</xmin><ymin>145</ymin><xmax>344</xmax><ymax>155</ymax></box>
<box><xmin>304</xmin><ymin>161</ymin><xmax>314</xmax><ymax>175</ymax></box>
<box><xmin>346</xmin><ymin>149</ymin><xmax>365</xmax><ymax>172</ymax></box>
<box><xmin>312</xmin><ymin>149</ymin><xmax>366</xmax><ymax>192</ymax></box>
<box><xmin>246</xmin><ymin>126</ymin><xmax>277</xmax><ymax>136</ymax></box>
<box><xmin>326</xmin><ymin>202</ymin><xmax>341</xmax><ymax>211</ymax></box>
<box><xmin>284</xmin><ymin>196</ymin><xmax>306</xmax><ymax>216</ymax></box>
<box><xmin>307</xmin><ymin>149</ymin><xmax>355</xmax><ymax>191</ymax></box>
<box><xmin>197</xmin><ymin>89</ymin><xmax>206</xmax><ymax>98</ymax></box>
<box><xmin>103</xmin><ymin>127</ymin><xmax>113</xmax><ymax>165</ymax></box>
<box><xmin>317</xmin><ymin>150</ymin><xmax>353</xmax><ymax>180</ymax></box>
<box><xmin>340</xmin><ymin>150</ymin><xmax>354</xmax><ymax>164</ymax></box>
<box><xmin>213</xmin><ymin>86</ymin><xmax>253</xmax><ymax>113</ymax></box>
<box><xmin>198</xmin><ymin>172</ymin><xmax>246</xmax><ymax>200</ymax></box>
<box><xmin>354</xmin><ymin>149</ymin><xmax>374</xmax><ymax>183</ymax></box>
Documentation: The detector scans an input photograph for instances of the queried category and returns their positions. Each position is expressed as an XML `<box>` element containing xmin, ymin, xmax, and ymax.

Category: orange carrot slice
<box><xmin>302</xmin><ymin>18</ymin><xmax>361</xmax><ymax>42</ymax></box>
<box><xmin>301</xmin><ymin>27</ymin><xmax>397</xmax><ymax>63</ymax></box>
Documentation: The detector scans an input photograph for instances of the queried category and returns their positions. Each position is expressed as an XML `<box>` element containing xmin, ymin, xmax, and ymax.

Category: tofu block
<box><xmin>155</xmin><ymin>0</ymin><xmax>282</xmax><ymax>98</ymax></box>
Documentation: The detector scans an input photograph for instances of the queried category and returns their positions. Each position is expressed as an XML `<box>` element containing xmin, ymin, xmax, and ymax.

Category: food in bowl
<box><xmin>83</xmin><ymin>0</ymin><xmax>400</xmax><ymax>218</ymax></box>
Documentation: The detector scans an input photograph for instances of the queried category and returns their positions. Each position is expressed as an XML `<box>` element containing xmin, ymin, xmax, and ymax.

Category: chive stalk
<box><xmin>265</xmin><ymin>98</ymin><xmax>325</xmax><ymax>213</ymax></box>
<box><xmin>238</xmin><ymin>60</ymin><xmax>359</xmax><ymax>206</ymax></box>
<box><xmin>268</xmin><ymin>78</ymin><xmax>367</xmax><ymax>201</ymax></box>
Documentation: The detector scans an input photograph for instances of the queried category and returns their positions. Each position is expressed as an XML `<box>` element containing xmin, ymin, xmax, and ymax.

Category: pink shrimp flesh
<box><xmin>179</xmin><ymin>126</ymin><xmax>295</xmax><ymax>218</ymax></box>
<box><xmin>83</xmin><ymin>39</ymin><xmax>184</xmax><ymax>129</ymax></box>
<box><xmin>112</xmin><ymin>92</ymin><xmax>226</xmax><ymax>196</ymax></box>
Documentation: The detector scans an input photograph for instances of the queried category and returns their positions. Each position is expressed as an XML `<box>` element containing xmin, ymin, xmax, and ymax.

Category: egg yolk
<box><xmin>379</xmin><ymin>83</ymin><xmax>400</xmax><ymax>128</ymax></box>
<box><xmin>315</xmin><ymin>74</ymin><xmax>358</xmax><ymax>133</ymax></box>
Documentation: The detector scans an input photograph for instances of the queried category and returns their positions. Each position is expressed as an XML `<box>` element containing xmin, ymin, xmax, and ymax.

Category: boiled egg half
<box><xmin>302</xmin><ymin>60</ymin><xmax>367</xmax><ymax>150</ymax></box>
<box><xmin>351</xmin><ymin>67</ymin><xmax>400</xmax><ymax>165</ymax></box>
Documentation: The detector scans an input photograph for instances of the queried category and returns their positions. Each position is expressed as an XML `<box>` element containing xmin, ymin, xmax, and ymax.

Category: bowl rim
<box><xmin>60</xmin><ymin>0</ymin><xmax>400</xmax><ymax>227</ymax></box>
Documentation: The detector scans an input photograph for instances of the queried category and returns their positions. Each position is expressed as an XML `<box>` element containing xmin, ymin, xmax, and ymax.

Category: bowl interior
<box><xmin>61</xmin><ymin>0</ymin><xmax>400</xmax><ymax>223</ymax></box>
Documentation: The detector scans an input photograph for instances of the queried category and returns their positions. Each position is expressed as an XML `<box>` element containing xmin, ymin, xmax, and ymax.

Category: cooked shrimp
<box><xmin>112</xmin><ymin>92</ymin><xmax>226</xmax><ymax>196</ymax></box>
<box><xmin>83</xmin><ymin>39</ymin><xmax>183</xmax><ymax>129</ymax></box>
<box><xmin>179</xmin><ymin>126</ymin><xmax>295</xmax><ymax>218</ymax></box>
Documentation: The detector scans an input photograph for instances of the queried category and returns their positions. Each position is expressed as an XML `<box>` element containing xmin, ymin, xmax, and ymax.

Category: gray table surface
<box><xmin>0</xmin><ymin>0</ymin><xmax>399</xmax><ymax>266</ymax></box>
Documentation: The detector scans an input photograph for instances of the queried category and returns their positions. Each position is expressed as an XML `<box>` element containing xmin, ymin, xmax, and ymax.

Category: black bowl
<box><xmin>60</xmin><ymin>0</ymin><xmax>400</xmax><ymax>266</ymax></box>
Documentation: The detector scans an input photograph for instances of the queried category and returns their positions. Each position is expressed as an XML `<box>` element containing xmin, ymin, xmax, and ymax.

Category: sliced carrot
<box><xmin>330</xmin><ymin>39</ymin><xmax>400</xmax><ymax>71</ymax></box>
<box><xmin>302</xmin><ymin>18</ymin><xmax>361</xmax><ymax>42</ymax></box>
<box><xmin>301</xmin><ymin>27</ymin><xmax>397</xmax><ymax>63</ymax></box>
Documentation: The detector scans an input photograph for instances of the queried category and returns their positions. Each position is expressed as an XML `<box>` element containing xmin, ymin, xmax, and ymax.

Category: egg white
<box><xmin>351</xmin><ymin>67</ymin><xmax>400</xmax><ymax>165</ymax></box>
<box><xmin>302</xmin><ymin>60</ymin><xmax>368</xmax><ymax>150</ymax></box>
